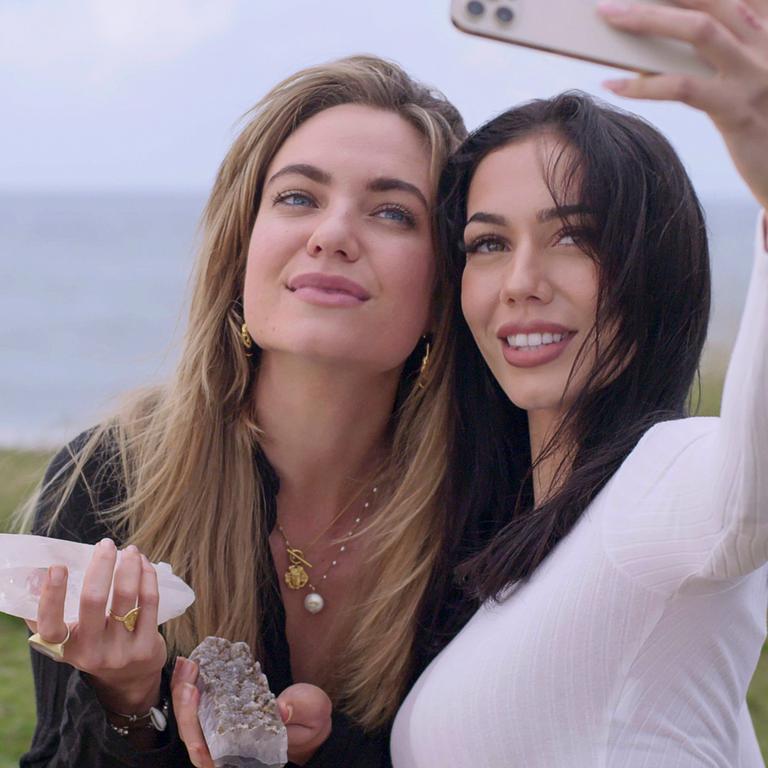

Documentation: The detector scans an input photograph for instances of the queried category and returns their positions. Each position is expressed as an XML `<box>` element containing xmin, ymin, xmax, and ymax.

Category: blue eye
<box><xmin>374</xmin><ymin>205</ymin><xmax>415</xmax><ymax>227</ymax></box>
<box><xmin>274</xmin><ymin>191</ymin><xmax>315</xmax><ymax>207</ymax></box>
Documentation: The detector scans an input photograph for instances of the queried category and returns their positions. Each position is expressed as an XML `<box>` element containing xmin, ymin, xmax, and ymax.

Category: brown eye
<box><xmin>464</xmin><ymin>235</ymin><xmax>508</xmax><ymax>255</ymax></box>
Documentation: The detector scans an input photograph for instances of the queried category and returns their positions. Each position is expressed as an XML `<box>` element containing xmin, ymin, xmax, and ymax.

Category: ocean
<box><xmin>0</xmin><ymin>192</ymin><xmax>760</xmax><ymax>449</ymax></box>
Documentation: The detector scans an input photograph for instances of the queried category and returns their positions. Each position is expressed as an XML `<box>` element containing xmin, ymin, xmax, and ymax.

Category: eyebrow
<box><xmin>368</xmin><ymin>177</ymin><xmax>428</xmax><ymax>210</ymax></box>
<box><xmin>267</xmin><ymin>163</ymin><xmax>331</xmax><ymax>186</ymax></box>
<box><xmin>266</xmin><ymin>164</ymin><xmax>428</xmax><ymax>209</ymax></box>
<box><xmin>465</xmin><ymin>204</ymin><xmax>591</xmax><ymax>228</ymax></box>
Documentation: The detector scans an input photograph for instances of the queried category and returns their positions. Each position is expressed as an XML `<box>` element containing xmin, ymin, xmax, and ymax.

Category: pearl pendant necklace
<box><xmin>277</xmin><ymin>486</ymin><xmax>377</xmax><ymax>614</ymax></box>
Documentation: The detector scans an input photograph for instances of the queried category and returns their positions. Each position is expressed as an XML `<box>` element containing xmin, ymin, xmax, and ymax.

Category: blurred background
<box><xmin>0</xmin><ymin>1</ymin><xmax>763</xmax><ymax>764</ymax></box>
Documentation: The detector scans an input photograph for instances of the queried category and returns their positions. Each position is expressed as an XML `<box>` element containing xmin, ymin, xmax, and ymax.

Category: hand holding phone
<box><xmin>600</xmin><ymin>0</ymin><xmax>768</xmax><ymax>213</ymax></box>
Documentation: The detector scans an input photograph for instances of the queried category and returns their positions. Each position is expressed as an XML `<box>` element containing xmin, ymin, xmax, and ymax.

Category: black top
<box><xmin>20</xmin><ymin>432</ymin><xmax>477</xmax><ymax>768</ymax></box>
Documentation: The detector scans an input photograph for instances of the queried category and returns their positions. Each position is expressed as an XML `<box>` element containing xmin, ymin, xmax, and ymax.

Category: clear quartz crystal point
<box><xmin>189</xmin><ymin>637</ymin><xmax>288</xmax><ymax>768</ymax></box>
<box><xmin>0</xmin><ymin>534</ymin><xmax>194</xmax><ymax>624</ymax></box>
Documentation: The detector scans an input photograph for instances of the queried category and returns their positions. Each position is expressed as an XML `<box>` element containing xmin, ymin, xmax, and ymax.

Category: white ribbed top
<box><xmin>391</xmin><ymin>217</ymin><xmax>768</xmax><ymax>768</ymax></box>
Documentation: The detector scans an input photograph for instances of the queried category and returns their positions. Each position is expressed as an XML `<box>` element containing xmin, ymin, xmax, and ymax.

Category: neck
<box><xmin>527</xmin><ymin>408</ymin><xmax>569</xmax><ymax>506</ymax></box>
<box><xmin>254</xmin><ymin>351</ymin><xmax>400</xmax><ymax>527</ymax></box>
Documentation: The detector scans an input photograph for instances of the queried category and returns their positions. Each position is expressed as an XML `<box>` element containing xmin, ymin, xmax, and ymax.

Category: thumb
<box><xmin>277</xmin><ymin>683</ymin><xmax>332</xmax><ymax>729</ymax></box>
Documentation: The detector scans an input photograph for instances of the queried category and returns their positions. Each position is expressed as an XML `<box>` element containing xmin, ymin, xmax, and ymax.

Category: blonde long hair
<box><xmin>24</xmin><ymin>55</ymin><xmax>466</xmax><ymax>730</ymax></box>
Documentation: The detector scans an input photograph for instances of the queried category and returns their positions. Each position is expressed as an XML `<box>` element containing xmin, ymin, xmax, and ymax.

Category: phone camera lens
<box><xmin>495</xmin><ymin>6</ymin><xmax>514</xmax><ymax>23</ymax></box>
<box><xmin>466</xmin><ymin>1</ymin><xmax>485</xmax><ymax>17</ymax></box>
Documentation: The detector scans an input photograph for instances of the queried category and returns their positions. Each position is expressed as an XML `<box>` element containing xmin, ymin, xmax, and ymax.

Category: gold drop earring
<box><xmin>240</xmin><ymin>323</ymin><xmax>254</xmax><ymax>357</ymax></box>
<box><xmin>417</xmin><ymin>338</ymin><xmax>431</xmax><ymax>389</ymax></box>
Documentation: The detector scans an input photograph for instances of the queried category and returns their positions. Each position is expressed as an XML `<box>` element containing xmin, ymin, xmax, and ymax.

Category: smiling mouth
<box><xmin>504</xmin><ymin>331</ymin><xmax>575</xmax><ymax>351</ymax></box>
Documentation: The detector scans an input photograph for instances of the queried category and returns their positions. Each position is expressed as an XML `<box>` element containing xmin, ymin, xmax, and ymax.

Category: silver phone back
<box><xmin>451</xmin><ymin>0</ymin><xmax>712</xmax><ymax>77</ymax></box>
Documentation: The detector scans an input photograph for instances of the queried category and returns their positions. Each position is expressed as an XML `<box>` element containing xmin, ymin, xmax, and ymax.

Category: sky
<box><xmin>0</xmin><ymin>0</ymin><xmax>754</xmax><ymax>201</ymax></box>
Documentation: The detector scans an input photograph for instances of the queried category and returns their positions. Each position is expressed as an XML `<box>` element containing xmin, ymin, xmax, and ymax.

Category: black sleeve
<box><xmin>19</xmin><ymin>434</ymin><xmax>193</xmax><ymax>768</ymax></box>
<box><xmin>302</xmin><ymin>711</ymin><xmax>391</xmax><ymax>768</ymax></box>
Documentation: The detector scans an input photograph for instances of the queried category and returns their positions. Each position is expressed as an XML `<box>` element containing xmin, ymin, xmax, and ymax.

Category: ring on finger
<box><xmin>28</xmin><ymin>624</ymin><xmax>71</xmax><ymax>661</ymax></box>
<box><xmin>109</xmin><ymin>605</ymin><xmax>141</xmax><ymax>632</ymax></box>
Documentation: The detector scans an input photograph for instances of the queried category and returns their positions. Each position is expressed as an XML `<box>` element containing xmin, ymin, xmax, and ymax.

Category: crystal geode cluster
<box><xmin>189</xmin><ymin>636</ymin><xmax>288</xmax><ymax>768</ymax></box>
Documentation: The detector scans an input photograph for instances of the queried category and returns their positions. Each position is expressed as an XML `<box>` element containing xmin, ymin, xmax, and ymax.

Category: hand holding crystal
<box><xmin>26</xmin><ymin>538</ymin><xmax>168</xmax><ymax>715</ymax></box>
<box><xmin>171</xmin><ymin>656</ymin><xmax>333</xmax><ymax>767</ymax></box>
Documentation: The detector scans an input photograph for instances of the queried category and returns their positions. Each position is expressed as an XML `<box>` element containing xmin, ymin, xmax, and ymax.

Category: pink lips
<box><xmin>287</xmin><ymin>272</ymin><xmax>370</xmax><ymax>307</ymax></box>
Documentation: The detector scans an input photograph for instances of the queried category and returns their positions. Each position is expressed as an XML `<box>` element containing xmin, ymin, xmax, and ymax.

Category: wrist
<box><xmin>104</xmin><ymin>696</ymin><xmax>170</xmax><ymax>738</ymax></box>
<box><xmin>89</xmin><ymin>671</ymin><xmax>163</xmax><ymax>716</ymax></box>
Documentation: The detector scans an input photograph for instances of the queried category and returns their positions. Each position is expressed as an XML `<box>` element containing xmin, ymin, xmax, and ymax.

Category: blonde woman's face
<box><xmin>244</xmin><ymin>104</ymin><xmax>434</xmax><ymax>372</ymax></box>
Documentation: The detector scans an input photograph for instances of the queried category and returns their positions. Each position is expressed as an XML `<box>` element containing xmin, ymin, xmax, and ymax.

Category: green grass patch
<box><xmin>0</xmin><ymin>448</ymin><xmax>51</xmax><ymax>764</ymax></box>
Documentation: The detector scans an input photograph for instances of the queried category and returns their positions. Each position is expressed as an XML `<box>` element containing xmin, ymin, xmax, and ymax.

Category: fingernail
<box><xmin>48</xmin><ymin>565</ymin><xmax>66</xmax><ymax>586</ymax></box>
<box><xmin>181</xmin><ymin>682</ymin><xmax>195</xmax><ymax>704</ymax></box>
<box><xmin>178</xmin><ymin>658</ymin><xmax>198</xmax><ymax>682</ymax></box>
<box><xmin>125</xmin><ymin>544</ymin><xmax>138</xmax><ymax>554</ymax></box>
<box><xmin>284</xmin><ymin>703</ymin><xmax>294</xmax><ymax>724</ymax></box>
<box><xmin>597</xmin><ymin>1</ymin><xmax>631</xmax><ymax>15</ymax></box>
<box><xmin>98</xmin><ymin>538</ymin><xmax>115</xmax><ymax>551</ymax></box>
<box><xmin>604</xmin><ymin>79</ymin><xmax>629</xmax><ymax>93</ymax></box>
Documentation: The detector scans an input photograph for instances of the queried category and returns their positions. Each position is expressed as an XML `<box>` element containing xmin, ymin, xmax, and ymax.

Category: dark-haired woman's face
<box><xmin>460</xmin><ymin>135</ymin><xmax>599</xmax><ymax>418</ymax></box>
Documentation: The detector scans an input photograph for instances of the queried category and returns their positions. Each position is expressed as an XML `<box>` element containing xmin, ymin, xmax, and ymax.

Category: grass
<box><xmin>0</xmin><ymin>383</ymin><xmax>766</xmax><ymax>761</ymax></box>
<box><xmin>0</xmin><ymin>449</ymin><xmax>51</xmax><ymax>767</ymax></box>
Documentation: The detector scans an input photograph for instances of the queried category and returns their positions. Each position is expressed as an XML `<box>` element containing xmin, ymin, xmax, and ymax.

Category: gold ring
<box><xmin>28</xmin><ymin>624</ymin><xmax>71</xmax><ymax>661</ymax></box>
<box><xmin>109</xmin><ymin>606</ymin><xmax>141</xmax><ymax>632</ymax></box>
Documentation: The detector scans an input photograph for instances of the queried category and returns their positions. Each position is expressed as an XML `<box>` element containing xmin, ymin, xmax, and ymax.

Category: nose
<box><xmin>306</xmin><ymin>209</ymin><xmax>360</xmax><ymax>262</ymax></box>
<box><xmin>498</xmin><ymin>243</ymin><xmax>553</xmax><ymax>306</ymax></box>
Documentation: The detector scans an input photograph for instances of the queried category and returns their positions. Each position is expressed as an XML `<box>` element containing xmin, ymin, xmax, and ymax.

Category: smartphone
<box><xmin>450</xmin><ymin>0</ymin><xmax>712</xmax><ymax>77</ymax></box>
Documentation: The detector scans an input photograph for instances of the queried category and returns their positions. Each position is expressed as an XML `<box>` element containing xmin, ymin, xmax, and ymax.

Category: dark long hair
<box><xmin>442</xmin><ymin>92</ymin><xmax>711</xmax><ymax>600</ymax></box>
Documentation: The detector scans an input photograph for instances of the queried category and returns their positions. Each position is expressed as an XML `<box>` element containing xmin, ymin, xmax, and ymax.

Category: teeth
<box><xmin>506</xmin><ymin>332</ymin><xmax>567</xmax><ymax>349</ymax></box>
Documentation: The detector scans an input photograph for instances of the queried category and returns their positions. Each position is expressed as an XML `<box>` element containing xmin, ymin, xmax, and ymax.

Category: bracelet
<box><xmin>106</xmin><ymin>697</ymin><xmax>169</xmax><ymax>737</ymax></box>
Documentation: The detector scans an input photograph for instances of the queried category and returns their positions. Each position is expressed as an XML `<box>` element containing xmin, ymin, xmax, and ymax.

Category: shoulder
<box><xmin>598</xmin><ymin>416</ymin><xmax>720</xmax><ymax>529</ymax></box>
<box><xmin>33</xmin><ymin>426</ymin><xmax>125</xmax><ymax>545</ymax></box>
<box><xmin>619</xmin><ymin>416</ymin><xmax>718</xmax><ymax>486</ymax></box>
<box><xmin>599</xmin><ymin>416</ymin><xmax>720</xmax><ymax>543</ymax></box>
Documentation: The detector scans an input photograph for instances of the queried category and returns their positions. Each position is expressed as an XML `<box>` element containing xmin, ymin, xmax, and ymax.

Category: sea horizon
<box><xmin>0</xmin><ymin>190</ymin><xmax>760</xmax><ymax>450</ymax></box>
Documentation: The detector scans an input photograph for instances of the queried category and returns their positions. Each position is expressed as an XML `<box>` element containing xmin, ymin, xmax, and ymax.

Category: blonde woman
<box><xmin>21</xmin><ymin>56</ymin><xmax>468</xmax><ymax>767</ymax></box>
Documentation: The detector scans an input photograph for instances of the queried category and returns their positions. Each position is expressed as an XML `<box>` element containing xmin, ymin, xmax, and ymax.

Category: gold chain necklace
<box><xmin>277</xmin><ymin>485</ymin><xmax>378</xmax><ymax>614</ymax></box>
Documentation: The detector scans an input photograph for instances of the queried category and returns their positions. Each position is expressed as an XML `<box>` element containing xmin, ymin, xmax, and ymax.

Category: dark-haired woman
<box><xmin>392</xmin><ymin>2</ymin><xmax>768</xmax><ymax>766</ymax></box>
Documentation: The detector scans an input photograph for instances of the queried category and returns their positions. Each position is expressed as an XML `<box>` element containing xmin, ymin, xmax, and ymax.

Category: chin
<box><xmin>493</xmin><ymin>372</ymin><xmax>568</xmax><ymax>414</ymax></box>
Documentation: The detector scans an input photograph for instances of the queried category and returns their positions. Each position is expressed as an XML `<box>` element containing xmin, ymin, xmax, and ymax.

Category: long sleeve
<box><xmin>304</xmin><ymin>711</ymin><xmax>391</xmax><ymax>768</ymax></box>
<box><xmin>703</xmin><ymin>212</ymin><xmax>768</xmax><ymax>579</ymax></box>
<box><xmin>20</xmin><ymin>435</ymin><xmax>192</xmax><ymax>768</ymax></box>
<box><xmin>602</xmin><ymin>215</ymin><xmax>768</xmax><ymax>595</ymax></box>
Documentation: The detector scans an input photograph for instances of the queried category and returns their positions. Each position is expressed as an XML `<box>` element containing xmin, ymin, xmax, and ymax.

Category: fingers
<box><xmin>604</xmin><ymin>71</ymin><xmax>728</xmax><ymax>115</ymax></box>
<box><xmin>109</xmin><ymin>545</ymin><xmax>142</xmax><ymax>625</ymax></box>
<box><xmin>671</xmin><ymin>0</ymin><xmax>767</xmax><ymax>41</ymax></box>
<box><xmin>136</xmin><ymin>555</ymin><xmax>160</xmax><ymax>637</ymax></box>
<box><xmin>277</xmin><ymin>683</ymin><xmax>333</xmax><ymax>728</ymax></box>
<box><xmin>598</xmin><ymin>1</ymin><xmax>751</xmax><ymax>72</ymax></box>
<box><xmin>35</xmin><ymin>564</ymin><xmax>70</xmax><ymax>646</ymax></box>
<box><xmin>172</xmin><ymin>659</ymin><xmax>214</xmax><ymax>768</ymax></box>
<box><xmin>78</xmin><ymin>538</ymin><xmax>116</xmax><ymax>640</ymax></box>
<box><xmin>742</xmin><ymin>0</ymin><xmax>768</xmax><ymax>18</ymax></box>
